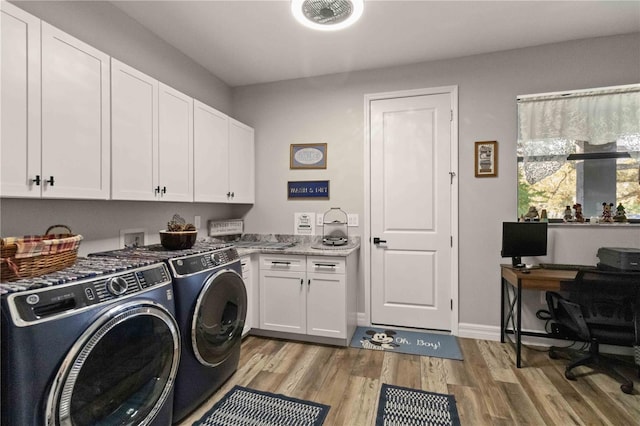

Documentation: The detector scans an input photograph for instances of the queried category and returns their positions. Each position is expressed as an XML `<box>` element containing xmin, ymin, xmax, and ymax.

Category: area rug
<box><xmin>192</xmin><ymin>385</ymin><xmax>329</xmax><ymax>426</ymax></box>
<box><xmin>350</xmin><ymin>326</ymin><xmax>463</xmax><ymax>360</ymax></box>
<box><xmin>376</xmin><ymin>384</ymin><xmax>461</xmax><ymax>426</ymax></box>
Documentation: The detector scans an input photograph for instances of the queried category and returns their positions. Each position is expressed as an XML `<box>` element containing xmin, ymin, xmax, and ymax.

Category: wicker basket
<box><xmin>0</xmin><ymin>225</ymin><xmax>83</xmax><ymax>282</ymax></box>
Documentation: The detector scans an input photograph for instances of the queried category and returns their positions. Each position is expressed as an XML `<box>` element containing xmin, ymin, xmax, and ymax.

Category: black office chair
<box><xmin>545</xmin><ymin>269</ymin><xmax>640</xmax><ymax>394</ymax></box>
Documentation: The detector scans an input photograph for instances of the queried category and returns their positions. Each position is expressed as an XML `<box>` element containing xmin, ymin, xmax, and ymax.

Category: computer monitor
<box><xmin>501</xmin><ymin>222</ymin><xmax>548</xmax><ymax>267</ymax></box>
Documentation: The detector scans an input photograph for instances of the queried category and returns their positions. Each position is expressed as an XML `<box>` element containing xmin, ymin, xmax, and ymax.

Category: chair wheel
<box><xmin>621</xmin><ymin>383</ymin><xmax>633</xmax><ymax>394</ymax></box>
<box><xmin>549</xmin><ymin>349</ymin><xmax>559</xmax><ymax>359</ymax></box>
<box><xmin>565</xmin><ymin>369</ymin><xmax>576</xmax><ymax>380</ymax></box>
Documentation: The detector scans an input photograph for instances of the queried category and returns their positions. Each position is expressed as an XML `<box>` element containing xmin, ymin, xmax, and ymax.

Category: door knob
<box><xmin>373</xmin><ymin>237</ymin><xmax>387</xmax><ymax>244</ymax></box>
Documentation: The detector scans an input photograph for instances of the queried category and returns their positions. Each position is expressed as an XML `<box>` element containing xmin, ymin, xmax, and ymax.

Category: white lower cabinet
<box><xmin>258</xmin><ymin>254</ymin><xmax>356</xmax><ymax>344</ymax></box>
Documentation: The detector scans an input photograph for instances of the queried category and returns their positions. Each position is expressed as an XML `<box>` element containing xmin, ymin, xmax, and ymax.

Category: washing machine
<box><xmin>90</xmin><ymin>243</ymin><xmax>247</xmax><ymax>424</ymax></box>
<box><xmin>1</xmin><ymin>259</ymin><xmax>181</xmax><ymax>426</ymax></box>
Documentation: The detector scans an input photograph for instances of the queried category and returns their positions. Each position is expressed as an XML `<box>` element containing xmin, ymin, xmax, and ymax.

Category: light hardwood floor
<box><xmin>179</xmin><ymin>336</ymin><xmax>640</xmax><ymax>425</ymax></box>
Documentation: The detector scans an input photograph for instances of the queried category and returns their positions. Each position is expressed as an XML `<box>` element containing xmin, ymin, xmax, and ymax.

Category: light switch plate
<box><xmin>317</xmin><ymin>213</ymin><xmax>324</xmax><ymax>226</ymax></box>
<box><xmin>194</xmin><ymin>215</ymin><xmax>201</xmax><ymax>229</ymax></box>
<box><xmin>348</xmin><ymin>213</ymin><xmax>359</xmax><ymax>227</ymax></box>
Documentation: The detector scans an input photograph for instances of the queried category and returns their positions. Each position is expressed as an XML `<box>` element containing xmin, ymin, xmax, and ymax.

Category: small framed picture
<box><xmin>290</xmin><ymin>143</ymin><xmax>327</xmax><ymax>169</ymax></box>
<box><xmin>475</xmin><ymin>141</ymin><xmax>498</xmax><ymax>177</ymax></box>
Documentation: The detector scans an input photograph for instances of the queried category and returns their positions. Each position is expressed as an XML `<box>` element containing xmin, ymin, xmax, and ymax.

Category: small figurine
<box><xmin>540</xmin><ymin>209</ymin><xmax>548</xmax><ymax>223</ymax></box>
<box><xmin>613</xmin><ymin>203</ymin><xmax>628</xmax><ymax>223</ymax></box>
<box><xmin>563</xmin><ymin>205</ymin><xmax>573</xmax><ymax>222</ymax></box>
<box><xmin>524</xmin><ymin>206</ymin><xmax>539</xmax><ymax>221</ymax></box>
<box><xmin>573</xmin><ymin>203</ymin><xmax>584</xmax><ymax>223</ymax></box>
<box><xmin>601</xmin><ymin>202</ymin><xmax>614</xmax><ymax>223</ymax></box>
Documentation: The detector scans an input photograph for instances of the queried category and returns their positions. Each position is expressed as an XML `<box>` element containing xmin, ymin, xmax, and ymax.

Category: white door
<box><xmin>41</xmin><ymin>23</ymin><xmax>110</xmax><ymax>199</ymax></box>
<box><xmin>370</xmin><ymin>91</ymin><xmax>454</xmax><ymax>331</ymax></box>
<box><xmin>111</xmin><ymin>59</ymin><xmax>158</xmax><ymax>201</ymax></box>
<box><xmin>0</xmin><ymin>2</ymin><xmax>41</xmax><ymax>198</ymax></box>
<box><xmin>228</xmin><ymin>118</ymin><xmax>255</xmax><ymax>204</ymax></box>
<box><xmin>193</xmin><ymin>100</ymin><xmax>229</xmax><ymax>203</ymax></box>
<box><xmin>158</xmin><ymin>83</ymin><xmax>193</xmax><ymax>201</ymax></box>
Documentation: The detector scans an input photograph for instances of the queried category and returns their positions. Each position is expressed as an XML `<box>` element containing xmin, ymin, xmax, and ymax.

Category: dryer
<box><xmin>168</xmin><ymin>246</ymin><xmax>246</xmax><ymax>423</ymax></box>
<box><xmin>90</xmin><ymin>243</ymin><xmax>247</xmax><ymax>424</ymax></box>
<box><xmin>1</xmin><ymin>259</ymin><xmax>180</xmax><ymax>426</ymax></box>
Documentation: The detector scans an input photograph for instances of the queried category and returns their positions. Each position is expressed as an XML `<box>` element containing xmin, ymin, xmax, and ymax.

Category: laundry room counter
<box><xmin>205</xmin><ymin>234</ymin><xmax>360</xmax><ymax>257</ymax></box>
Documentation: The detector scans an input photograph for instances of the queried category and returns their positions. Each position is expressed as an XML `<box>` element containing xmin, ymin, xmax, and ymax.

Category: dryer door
<box><xmin>46</xmin><ymin>301</ymin><xmax>180</xmax><ymax>426</ymax></box>
<box><xmin>192</xmin><ymin>269</ymin><xmax>247</xmax><ymax>367</ymax></box>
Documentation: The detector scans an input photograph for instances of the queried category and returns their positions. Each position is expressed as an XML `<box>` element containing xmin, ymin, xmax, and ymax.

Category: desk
<box><xmin>500</xmin><ymin>265</ymin><xmax>578</xmax><ymax>368</ymax></box>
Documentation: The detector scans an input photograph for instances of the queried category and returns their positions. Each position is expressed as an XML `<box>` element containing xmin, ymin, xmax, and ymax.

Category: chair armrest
<box><xmin>546</xmin><ymin>291</ymin><xmax>590</xmax><ymax>340</ymax></box>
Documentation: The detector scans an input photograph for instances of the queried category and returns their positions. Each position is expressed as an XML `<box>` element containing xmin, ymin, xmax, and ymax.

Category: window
<box><xmin>517</xmin><ymin>85</ymin><xmax>640</xmax><ymax>221</ymax></box>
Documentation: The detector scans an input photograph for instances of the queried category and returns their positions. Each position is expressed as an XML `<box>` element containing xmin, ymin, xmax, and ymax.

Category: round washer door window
<box><xmin>47</xmin><ymin>301</ymin><xmax>180</xmax><ymax>426</ymax></box>
<box><xmin>192</xmin><ymin>269</ymin><xmax>247</xmax><ymax>367</ymax></box>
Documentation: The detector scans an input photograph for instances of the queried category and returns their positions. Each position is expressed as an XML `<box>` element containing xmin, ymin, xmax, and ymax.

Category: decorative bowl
<box><xmin>159</xmin><ymin>230</ymin><xmax>197</xmax><ymax>250</ymax></box>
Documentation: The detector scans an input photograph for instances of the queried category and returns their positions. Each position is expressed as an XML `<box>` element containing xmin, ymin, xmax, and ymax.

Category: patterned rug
<box><xmin>192</xmin><ymin>385</ymin><xmax>330</xmax><ymax>426</ymax></box>
<box><xmin>350</xmin><ymin>326</ymin><xmax>463</xmax><ymax>360</ymax></box>
<box><xmin>376</xmin><ymin>384</ymin><xmax>461</xmax><ymax>426</ymax></box>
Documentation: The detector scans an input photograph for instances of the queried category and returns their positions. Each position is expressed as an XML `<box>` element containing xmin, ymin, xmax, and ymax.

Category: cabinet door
<box><xmin>158</xmin><ymin>83</ymin><xmax>193</xmax><ymax>202</ymax></box>
<box><xmin>228</xmin><ymin>118</ymin><xmax>255</xmax><ymax>204</ymax></box>
<box><xmin>307</xmin><ymin>272</ymin><xmax>347</xmax><ymax>338</ymax></box>
<box><xmin>193</xmin><ymin>100</ymin><xmax>229</xmax><ymax>202</ymax></box>
<box><xmin>1</xmin><ymin>3</ymin><xmax>41</xmax><ymax>197</ymax></box>
<box><xmin>41</xmin><ymin>23</ymin><xmax>110</xmax><ymax>199</ymax></box>
<box><xmin>111</xmin><ymin>59</ymin><xmax>158</xmax><ymax>200</ymax></box>
<box><xmin>259</xmin><ymin>270</ymin><xmax>306</xmax><ymax>333</ymax></box>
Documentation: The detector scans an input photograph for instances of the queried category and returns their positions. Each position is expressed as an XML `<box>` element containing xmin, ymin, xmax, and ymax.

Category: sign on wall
<box><xmin>287</xmin><ymin>180</ymin><xmax>330</xmax><ymax>199</ymax></box>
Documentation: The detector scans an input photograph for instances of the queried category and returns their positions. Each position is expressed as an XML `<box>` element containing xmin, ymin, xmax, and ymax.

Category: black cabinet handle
<box><xmin>373</xmin><ymin>237</ymin><xmax>387</xmax><ymax>244</ymax></box>
<box><xmin>227</xmin><ymin>191</ymin><xmax>231</xmax><ymax>197</ymax></box>
<box><xmin>162</xmin><ymin>186</ymin><xmax>167</xmax><ymax>194</ymax></box>
<box><xmin>31</xmin><ymin>175</ymin><xmax>41</xmax><ymax>186</ymax></box>
<box><xmin>300</xmin><ymin>278</ymin><xmax>303</xmax><ymax>286</ymax></box>
<box><xmin>314</xmin><ymin>263</ymin><xmax>337</xmax><ymax>268</ymax></box>
<box><xmin>155</xmin><ymin>186</ymin><xmax>161</xmax><ymax>194</ymax></box>
<box><xmin>45</xmin><ymin>176</ymin><xmax>54</xmax><ymax>186</ymax></box>
<box><xmin>231</xmin><ymin>192</ymin><xmax>235</xmax><ymax>198</ymax></box>
<box><xmin>271</xmin><ymin>261</ymin><xmax>291</xmax><ymax>265</ymax></box>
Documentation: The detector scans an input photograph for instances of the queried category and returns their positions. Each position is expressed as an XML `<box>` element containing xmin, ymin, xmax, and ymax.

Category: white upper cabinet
<box><xmin>112</xmin><ymin>62</ymin><xmax>194</xmax><ymax>202</ymax></box>
<box><xmin>111</xmin><ymin>59</ymin><xmax>159</xmax><ymax>201</ymax></box>
<box><xmin>193</xmin><ymin>100</ymin><xmax>229</xmax><ymax>203</ymax></box>
<box><xmin>1</xmin><ymin>3</ymin><xmax>41</xmax><ymax>198</ymax></box>
<box><xmin>193</xmin><ymin>105</ymin><xmax>255</xmax><ymax>204</ymax></box>
<box><xmin>158</xmin><ymin>83</ymin><xmax>194</xmax><ymax>202</ymax></box>
<box><xmin>228</xmin><ymin>118</ymin><xmax>255</xmax><ymax>204</ymax></box>
<box><xmin>41</xmin><ymin>22</ymin><xmax>110</xmax><ymax>199</ymax></box>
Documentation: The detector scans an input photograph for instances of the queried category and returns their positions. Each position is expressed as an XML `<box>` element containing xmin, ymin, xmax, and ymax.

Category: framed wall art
<box><xmin>287</xmin><ymin>180</ymin><xmax>330</xmax><ymax>199</ymax></box>
<box><xmin>474</xmin><ymin>141</ymin><xmax>498</xmax><ymax>177</ymax></box>
<box><xmin>290</xmin><ymin>143</ymin><xmax>327</xmax><ymax>169</ymax></box>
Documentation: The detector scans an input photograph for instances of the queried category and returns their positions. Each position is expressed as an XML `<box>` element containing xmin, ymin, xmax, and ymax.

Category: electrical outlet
<box><xmin>317</xmin><ymin>214</ymin><xmax>324</xmax><ymax>226</ymax></box>
<box><xmin>194</xmin><ymin>215</ymin><xmax>201</xmax><ymax>229</ymax></box>
<box><xmin>348</xmin><ymin>213</ymin><xmax>359</xmax><ymax>227</ymax></box>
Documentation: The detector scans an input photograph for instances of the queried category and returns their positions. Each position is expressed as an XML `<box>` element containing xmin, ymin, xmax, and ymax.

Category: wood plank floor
<box><xmin>179</xmin><ymin>336</ymin><xmax>640</xmax><ymax>425</ymax></box>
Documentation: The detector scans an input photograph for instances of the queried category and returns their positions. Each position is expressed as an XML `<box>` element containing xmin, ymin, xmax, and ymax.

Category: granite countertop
<box><xmin>204</xmin><ymin>234</ymin><xmax>360</xmax><ymax>257</ymax></box>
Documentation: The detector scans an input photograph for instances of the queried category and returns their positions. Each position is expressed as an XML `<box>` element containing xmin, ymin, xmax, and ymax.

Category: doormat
<box><xmin>192</xmin><ymin>385</ymin><xmax>330</xmax><ymax>426</ymax></box>
<box><xmin>376</xmin><ymin>383</ymin><xmax>461</xmax><ymax>426</ymax></box>
<box><xmin>350</xmin><ymin>326</ymin><xmax>463</xmax><ymax>360</ymax></box>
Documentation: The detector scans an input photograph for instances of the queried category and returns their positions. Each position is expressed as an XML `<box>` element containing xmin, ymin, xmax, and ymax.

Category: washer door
<box><xmin>46</xmin><ymin>301</ymin><xmax>180</xmax><ymax>426</ymax></box>
<box><xmin>192</xmin><ymin>269</ymin><xmax>247</xmax><ymax>367</ymax></box>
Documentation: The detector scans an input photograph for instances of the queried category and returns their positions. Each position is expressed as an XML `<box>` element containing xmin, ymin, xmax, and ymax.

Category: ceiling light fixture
<box><xmin>291</xmin><ymin>0</ymin><xmax>364</xmax><ymax>31</ymax></box>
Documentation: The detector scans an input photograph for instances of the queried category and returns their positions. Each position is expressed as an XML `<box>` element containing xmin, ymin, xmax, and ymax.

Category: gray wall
<box><xmin>12</xmin><ymin>0</ymin><xmax>232</xmax><ymax>113</ymax></box>
<box><xmin>232</xmin><ymin>33</ymin><xmax>640</xmax><ymax>335</ymax></box>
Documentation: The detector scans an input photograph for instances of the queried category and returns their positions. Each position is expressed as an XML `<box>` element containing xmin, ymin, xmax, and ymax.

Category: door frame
<box><xmin>363</xmin><ymin>86</ymin><xmax>459</xmax><ymax>335</ymax></box>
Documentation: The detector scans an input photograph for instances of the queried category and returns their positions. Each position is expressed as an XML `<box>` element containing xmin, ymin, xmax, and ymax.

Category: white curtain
<box><xmin>517</xmin><ymin>85</ymin><xmax>640</xmax><ymax>184</ymax></box>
